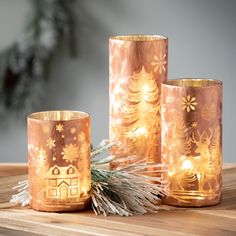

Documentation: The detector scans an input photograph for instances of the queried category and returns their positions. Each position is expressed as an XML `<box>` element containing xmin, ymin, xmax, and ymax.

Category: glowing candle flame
<box><xmin>135</xmin><ymin>127</ymin><xmax>147</xmax><ymax>136</ymax></box>
<box><xmin>181</xmin><ymin>159</ymin><xmax>192</xmax><ymax>170</ymax></box>
<box><xmin>143</xmin><ymin>84</ymin><xmax>149</xmax><ymax>92</ymax></box>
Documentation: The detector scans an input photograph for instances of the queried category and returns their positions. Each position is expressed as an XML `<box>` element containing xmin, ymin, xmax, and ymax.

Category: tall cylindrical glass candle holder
<box><xmin>109</xmin><ymin>35</ymin><xmax>168</xmax><ymax>168</ymax></box>
<box><xmin>161</xmin><ymin>79</ymin><xmax>222</xmax><ymax>207</ymax></box>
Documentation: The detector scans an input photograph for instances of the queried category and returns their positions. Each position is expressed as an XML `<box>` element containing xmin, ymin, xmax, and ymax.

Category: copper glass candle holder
<box><xmin>28</xmin><ymin>111</ymin><xmax>91</xmax><ymax>212</ymax></box>
<box><xmin>161</xmin><ymin>79</ymin><xmax>222</xmax><ymax>207</ymax></box>
<box><xmin>109</xmin><ymin>35</ymin><xmax>168</xmax><ymax>168</ymax></box>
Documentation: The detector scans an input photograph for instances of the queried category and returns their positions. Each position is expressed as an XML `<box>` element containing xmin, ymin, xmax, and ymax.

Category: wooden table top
<box><xmin>0</xmin><ymin>163</ymin><xmax>236</xmax><ymax>236</ymax></box>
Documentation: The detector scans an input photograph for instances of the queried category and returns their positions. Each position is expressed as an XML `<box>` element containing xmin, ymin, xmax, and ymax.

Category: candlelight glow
<box><xmin>109</xmin><ymin>35</ymin><xmax>168</xmax><ymax>169</ymax></box>
<box><xmin>28</xmin><ymin>111</ymin><xmax>91</xmax><ymax>212</ymax></box>
<box><xmin>181</xmin><ymin>159</ymin><xmax>192</xmax><ymax>170</ymax></box>
<box><xmin>143</xmin><ymin>84</ymin><xmax>150</xmax><ymax>92</ymax></box>
<box><xmin>135</xmin><ymin>127</ymin><xmax>147</xmax><ymax>136</ymax></box>
<box><xmin>161</xmin><ymin>79</ymin><xmax>222</xmax><ymax>207</ymax></box>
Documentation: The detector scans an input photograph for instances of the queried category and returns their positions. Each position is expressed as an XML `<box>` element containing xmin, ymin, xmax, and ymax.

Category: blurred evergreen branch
<box><xmin>0</xmin><ymin>0</ymin><xmax>76</xmax><ymax>118</ymax></box>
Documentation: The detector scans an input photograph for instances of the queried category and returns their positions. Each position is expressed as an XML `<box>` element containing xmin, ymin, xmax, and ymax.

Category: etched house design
<box><xmin>45</xmin><ymin>165</ymin><xmax>80</xmax><ymax>199</ymax></box>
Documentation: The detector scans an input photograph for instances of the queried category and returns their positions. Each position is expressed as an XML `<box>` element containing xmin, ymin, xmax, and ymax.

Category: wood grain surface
<box><xmin>0</xmin><ymin>163</ymin><xmax>236</xmax><ymax>236</ymax></box>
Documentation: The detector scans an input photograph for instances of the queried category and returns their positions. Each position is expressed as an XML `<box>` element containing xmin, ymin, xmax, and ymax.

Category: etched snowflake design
<box><xmin>62</xmin><ymin>143</ymin><xmax>79</xmax><ymax>162</ymax></box>
<box><xmin>78</xmin><ymin>132</ymin><xmax>85</xmax><ymax>142</ymax></box>
<box><xmin>56</xmin><ymin>123</ymin><xmax>64</xmax><ymax>132</ymax></box>
<box><xmin>151</xmin><ymin>52</ymin><xmax>167</xmax><ymax>74</ymax></box>
<box><xmin>191</xmin><ymin>121</ymin><xmax>198</xmax><ymax>128</ymax></box>
<box><xmin>182</xmin><ymin>95</ymin><xmax>198</xmax><ymax>112</ymax></box>
<box><xmin>46</xmin><ymin>138</ymin><xmax>56</xmax><ymax>149</ymax></box>
<box><xmin>201</xmin><ymin>104</ymin><xmax>215</xmax><ymax>121</ymax></box>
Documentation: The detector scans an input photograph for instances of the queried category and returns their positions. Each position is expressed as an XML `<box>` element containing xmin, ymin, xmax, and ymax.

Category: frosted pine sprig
<box><xmin>10</xmin><ymin>140</ymin><xmax>165</xmax><ymax>216</ymax></box>
<box><xmin>10</xmin><ymin>180</ymin><xmax>29</xmax><ymax>207</ymax></box>
<box><xmin>91</xmin><ymin>168</ymin><xmax>164</xmax><ymax>216</ymax></box>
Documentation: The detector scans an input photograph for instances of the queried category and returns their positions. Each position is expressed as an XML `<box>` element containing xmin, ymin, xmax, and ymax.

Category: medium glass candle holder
<box><xmin>28</xmin><ymin>111</ymin><xmax>91</xmax><ymax>212</ymax></box>
<box><xmin>161</xmin><ymin>79</ymin><xmax>222</xmax><ymax>207</ymax></box>
<box><xmin>109</xmin><ymin>35</ymin><xmax>168</xmax><ymax>168</ymax></box>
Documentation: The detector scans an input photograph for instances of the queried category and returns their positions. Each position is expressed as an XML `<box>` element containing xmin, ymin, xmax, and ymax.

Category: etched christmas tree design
<box><xmin>172</xmin><ymin>119</ymin><xmax>195</xmax><ymax>192</ymax></box>
<box><xmin>162</xmin><ymin>115</ymin><xmax>195</xmax><ymax>194</ymax></box>
<box><xmin>120</xmin><ymin>66</ymin><xmax>160</xmax><ymax>160</ymax></box>
<box><xmin>35</xmin><ymin>147</ymin><xmax>49</xmax><ymax>174</ymax></box>
<box><xmin>172</xmin><ymin>118</ymin><xmax>192</xmax><ymax>157</ymax></box>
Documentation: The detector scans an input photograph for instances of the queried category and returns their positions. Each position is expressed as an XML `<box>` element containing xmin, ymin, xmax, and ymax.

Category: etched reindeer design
<box><xmin>191</xmin><ymin>129</ymin><xmax>213</xmax><ymax>192</ymax></box>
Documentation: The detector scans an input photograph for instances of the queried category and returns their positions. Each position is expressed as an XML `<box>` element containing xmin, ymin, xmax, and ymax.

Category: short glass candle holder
<box><xmin>161</xmin><ymin>79</ymin><xmax>222</xmax><ymax>207</ymax></box>
<box><xmin>28</xmin><ymin>111</ymin><xmax>91</xmax><ymax>212</ymax></box>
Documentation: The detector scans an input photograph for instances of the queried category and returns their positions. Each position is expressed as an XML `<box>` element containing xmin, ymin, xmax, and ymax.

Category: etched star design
<box><xmin>46</xmin><ymin>138</ymin><xmax>56</xmax><ymax>149</ymax></box>
<box><xmin>56</xmin><ymin>123</ymin><xmax>64</xmax><ymax>132</ymax></box>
